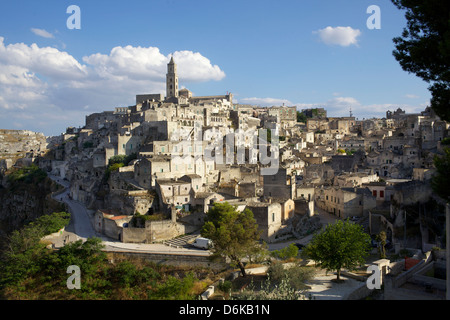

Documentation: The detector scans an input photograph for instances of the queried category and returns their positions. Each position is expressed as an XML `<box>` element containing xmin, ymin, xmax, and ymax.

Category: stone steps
<box><xmin>163</xmin><ymin>234</ymin><xmax>200</xmax><ymax>248</ymax></box>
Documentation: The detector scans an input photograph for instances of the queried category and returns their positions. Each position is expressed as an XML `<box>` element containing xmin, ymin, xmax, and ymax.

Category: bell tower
<box><xmin>166</xmin><ymin>56</ymin><xmax>179</xmax><ymax>99</ymax></box>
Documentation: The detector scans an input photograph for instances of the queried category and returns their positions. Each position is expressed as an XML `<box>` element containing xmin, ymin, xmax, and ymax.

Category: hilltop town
<box><xmin>0</xmin><ymin>57</ymin><xmax>448</xmax><ymax>257</ymax></box>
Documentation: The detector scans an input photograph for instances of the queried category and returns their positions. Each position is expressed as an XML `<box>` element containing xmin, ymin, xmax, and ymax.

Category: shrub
<box><xmin>218</xmin><ymin>280</ymin><xmax>232</xmax><ymax>294</ymax></box>
<box><xmin>32</xmin><ymin>212</ymin><xmax>71</xmax><ymax>235</ymax></box>
<box><xmin>271</xmin><ymin>243</ymin><xmax>299</xmax><ymax>260</ymax></box>
<box><xmin>7</xmin><ymin>165</ymin><xmax>47</xmax><ymax>184</ymax></box>
<box><xmin>267</xmin><ymin>262</ymin><xmax>315</xmax><ymax>291</ymax></box>
<box><xmin>152</xmin><ymin>272</ymin><xmax>197</xmax><ymax>300</ymax></box>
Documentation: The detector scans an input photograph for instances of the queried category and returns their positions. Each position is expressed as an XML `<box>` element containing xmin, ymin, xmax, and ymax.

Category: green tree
<box><xmin>392</xmin><ymin>0</ymin><xmax>450</xmax><ymax>202</ymax></box>
<box><xmin>0</xmin><ymin>212</ymin><xmax>71</xmax><ymax>287</ymax></box>
<box><xmin>431</xmin><ymin>147</ymin><xmax>450</xmax><ymax>202</ymax></box>
<box><xmin>201</xmin><ymin>202</ymin><xmax>262</xmax><ymax>277</ymax></box>
<box><xmin>392</xmin><ymin>0</ymin><xmax>450</xmax><ymax>121</ymax></box>
<box><xmin>302</xmin><ymin>220</ymin><xmax>371</xmax><ymax>281</ymax></box>
<box><xmin>297</xmin><ymin>111</ymin><xmax>307</xmax><ymax>123</ymax></box>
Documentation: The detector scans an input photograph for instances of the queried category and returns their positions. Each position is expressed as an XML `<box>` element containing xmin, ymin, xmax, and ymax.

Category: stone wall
<box><xmin>106</xmin><ymin>251</ymin><xmax>226</xmax><ymax>270</ymax></box>
<box><xmin>146</xmin><ymin>220</ymin><xmax>185</xmax><ymax>242</ymax></box>
<box><xmin>122</xmin><ymin>227</ymin><xmax>148</xmax><ymax>243</ymax></box>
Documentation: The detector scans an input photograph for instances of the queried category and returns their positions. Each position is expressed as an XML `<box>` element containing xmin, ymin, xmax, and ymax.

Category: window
<box><xmin>373</xmin><ymin>190</ymin><xmax>377</xmax><ymax>197</ymax></box>
<box><xmin>272</xmin><ymin>213</ymin><xmax>275</xmax><ymax>222</ymax></box>
<box><xmin>380</xmin><ymin>190</ymin><xmax>384</xmax><ymax>198</ymax></box>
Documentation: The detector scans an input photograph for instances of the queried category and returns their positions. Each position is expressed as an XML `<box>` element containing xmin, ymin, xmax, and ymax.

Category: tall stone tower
<box><xmin>166</xmin><ymin>56</ymin><xmax>179</xmax><ymax>99</ymax></box>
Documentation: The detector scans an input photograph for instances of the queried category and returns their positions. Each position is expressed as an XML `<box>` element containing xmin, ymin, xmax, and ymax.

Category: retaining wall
<box><xmin>106</xmin><ymin>250</ymin><xmax>227</xmax><ymax>270</ymax></box>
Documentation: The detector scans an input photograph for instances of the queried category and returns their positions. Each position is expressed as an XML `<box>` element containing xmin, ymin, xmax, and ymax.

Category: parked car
<box><xmin>192</xmin><ymin>237</ymin><xmax>212</xmax><ymax>250</ymax></box>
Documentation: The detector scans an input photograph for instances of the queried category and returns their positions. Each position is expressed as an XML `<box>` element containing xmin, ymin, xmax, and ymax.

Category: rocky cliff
<box><xmin>0</xmin><ymin>129</ymin><xmax>50</xmax><ymax>172</ymax></box>
<box><xmin>0</xmin><ymin>167</ymin><xmax>64</xmax><ymax>244</ymax></box>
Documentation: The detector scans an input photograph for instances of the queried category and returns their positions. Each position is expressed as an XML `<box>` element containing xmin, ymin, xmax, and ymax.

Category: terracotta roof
<box><xmin>108</xmin><ymin>215</ymin><xmax>128</xmax><ymax>221</ymax></box>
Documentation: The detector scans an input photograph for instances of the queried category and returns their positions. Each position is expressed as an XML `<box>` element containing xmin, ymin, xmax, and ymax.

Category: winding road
<box><xmin>47</xmin><ymin>174</ymin><xmax>211</xmax><ymax>256</ymax></box>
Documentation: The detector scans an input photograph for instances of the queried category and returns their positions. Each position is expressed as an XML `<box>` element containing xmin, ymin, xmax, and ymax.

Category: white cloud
<box><xmin>83</xmin><ymin>46</ymin><xmax>226</xmax><ymax>82</ymax></box>
<box><xmin>0</xmin><ymin>37</ymin><xmax>87</xmax><ymax>80</ymax></box>
<box><xmin>239</xmin><ymin>97</ymin><xmax>293</xmax><ymax>106</ymax></box>
<box><xmin>314</xmin><ymin>26</ymin><xmax>361</xmax><ymax>47</ymax></box>
<box><xmin>405</xmin><ymin>94</ymin><xmax>420</xmax><ymax>99</ymax></box>
<box><xmin>30</xmin><ymin>28</ymin><xmax>54</xmax><ymax>39</ymax></box>
<box><xmin>0</xmin><ymin>37</ymin><xmax>226</xmax><ymax>135</ymax></box>
<box><xmin>172</xmin><ymin>51</ymin><xmax>226</xmax><ymax>82</ymax></box>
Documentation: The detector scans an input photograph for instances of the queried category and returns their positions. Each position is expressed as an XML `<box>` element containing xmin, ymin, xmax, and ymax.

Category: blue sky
<box><xmin>0</xmin><ymin>0</ymin><xmax>431</xmax><ymax>136</ymax></box>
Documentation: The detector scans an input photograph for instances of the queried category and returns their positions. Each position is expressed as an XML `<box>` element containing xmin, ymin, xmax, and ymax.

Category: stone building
<box><xmin>94</xmin><ymin>209</ymin><xmax>132</xmax><ymax>241</ymax></box>
<box><xmin>315</xmin><ymin>186</ymin><xmax>376</xmax><ymax>219</ymax></box>
<box><xmin>246</xmin><ymin>201</ymin><xmax>282</xmax><ymax>243</ymax></box>
<box><xmin>263</xmin><ymin>167</ymin><xmax>295</xmax><ymax>200</ymax></box>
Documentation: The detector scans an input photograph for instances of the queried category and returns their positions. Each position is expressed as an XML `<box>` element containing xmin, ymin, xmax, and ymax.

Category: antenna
<box><xmin>349</xmin><ymin>107</ymin><xmax>353</xmax><ymax>118</ymax></box>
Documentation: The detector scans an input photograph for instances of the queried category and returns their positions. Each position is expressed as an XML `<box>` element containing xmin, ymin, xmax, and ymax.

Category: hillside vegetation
<box><xmin>0</xmin><ymin>212</ymin><xmax>217</xmax><ymax>300</ymax></box>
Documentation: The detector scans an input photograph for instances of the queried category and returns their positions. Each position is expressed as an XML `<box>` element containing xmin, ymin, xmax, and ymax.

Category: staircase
<box><xmin>163</xmin><ymin>234</ymin><xmax>200</xmax><ymax>248</ymax></box>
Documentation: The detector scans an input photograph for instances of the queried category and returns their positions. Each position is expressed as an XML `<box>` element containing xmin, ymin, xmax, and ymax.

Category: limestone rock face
<box><xmin>0</xmin><ymin>175</ymin><xmax>60</xmax><ymax>239</ymax></box>
<box><xmin>0</xmin><ymin>129</ymin><xmax>50</xmax><ymax>174</ymax></box>
<box><xmin>0</xmin><ymin>129</ymin><xmax>48</xmax><ymax>156</ymax></box>
<box><xmin>292</xmin><ymin>215</ymin><xmax>322</xmax><ymax>237</ymax></box>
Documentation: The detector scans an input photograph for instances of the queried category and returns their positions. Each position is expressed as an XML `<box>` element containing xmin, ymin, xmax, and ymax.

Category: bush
<box><xmin>267</xmin><ymin>262</ymin><xmax>315</xmax><ymax>291</ymax></box>
<box><xmin>7</xmin><ymin>165</ymin><xmax>47</xmax><ymax>184</ymax></box>
<box><xmin>441</xmin><ymin>137</ymin><xmax>450</xmax><ymax>145</ymax></box>
<box><xmin>108</xmin><ymin>153</ymin><xmax>137</xmax><ymax>166</ymax></box>
<box><xmin>271</xmin><ymin>243</ymin><xmax>299</xmax><ymax>260</ymax></box>
<box><xmin>152</xmin><ymin>272</ymin><xmax>197</xmax><ymax>300</ymax></box>
<box><xmin>130</xmin><ymin>213</ymin><xmax>164</xmax><ymax>228</ymax></box>
<box><xmin>218</xmin><ymin>280</ymin><xmax>232</xmax><ymax>294</ymax></box>
<box><xmin>32</xmin><ymin>212</ymin><xmax>71</xmax><ymax>235</ymax></box>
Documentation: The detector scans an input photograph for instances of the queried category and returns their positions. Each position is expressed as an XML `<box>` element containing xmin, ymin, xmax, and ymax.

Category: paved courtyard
<box><xmin>304</xmin><ymin>269</ymin><xmax>365</xmax><ymax>300</ymax></box>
